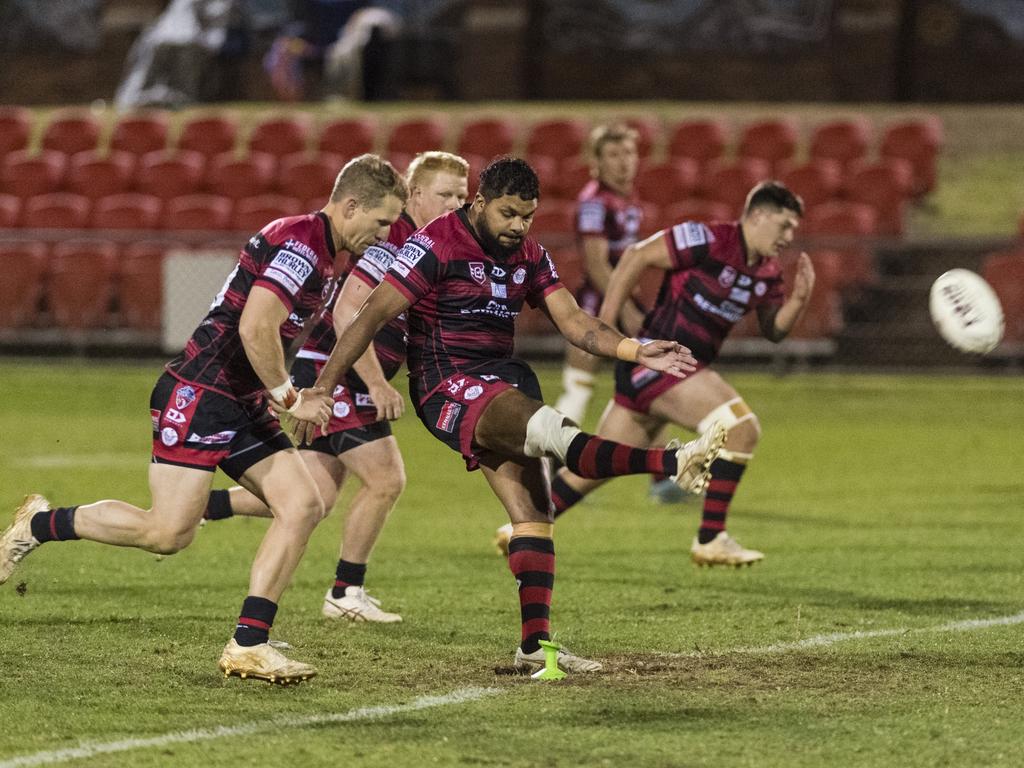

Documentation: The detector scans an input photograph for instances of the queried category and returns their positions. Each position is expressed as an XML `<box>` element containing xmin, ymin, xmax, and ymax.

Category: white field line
<box><xmin>12</xmin><ymin>454</ymin><xmax>142</xmax><ymax>469</ymax></box>
<box><xmin>660</xmin><ymin>610</ymin><xmax>1024</xmax><ymax>658</ymax></box>
<box><xmin>0</xmin><ymin>687</ymin><xmax>503</xmax><ymax>768</ymax></box>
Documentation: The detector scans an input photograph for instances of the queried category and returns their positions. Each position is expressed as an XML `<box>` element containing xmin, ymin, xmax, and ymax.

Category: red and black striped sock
<box><xmin>29</xmin><ymin>507</ymin><xmax>80</xmax><ymax>543</ymax></box>
<box><xmin>204</xmin><ymin>489</ymin><xmax>233</xmax><ymax>520</ymax></box>
<box><xmin>698</xmin><ymin>459</ymin><xmax>747</xmax><ymax>544</ymax></box>
<box><xmin>508</xmin><ymin>536</ymin><xmax>554</xmax><ymax>654</ymax></box>
<box><xmin>331</xmin><ymin>559</ymin><xmax>367</xmax><ymax>599</ymax></box>
<box><xmin>550</xmin><ymin>475</ymin><xmax>585</xmax><ymax>519</ymax></box>
<box><xmin>233</xmin><ymin>596</ymin><xmax>277</xmax><ymax>647</ymax></box>
<box><xmin>564</xmin><ymin>433</ymin><xmax>677</xmax><ymax>480</ymax></box>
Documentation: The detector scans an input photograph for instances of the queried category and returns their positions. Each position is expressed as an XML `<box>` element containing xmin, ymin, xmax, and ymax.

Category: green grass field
<box><xmin>1</xmin><ymin>361</ymin><xmax>1022</xmax><ymax>767</ymax></box>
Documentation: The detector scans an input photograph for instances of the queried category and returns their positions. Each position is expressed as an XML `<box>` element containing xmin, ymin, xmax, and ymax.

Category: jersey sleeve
<box><xmin>763</xmin><ymin>275</ymin><xmax>786</xmax><ymax>308</ymax></box>
<box><xmin>526</xmin><ymin>247</ymin><xmax>565</xmax><ymax>308</ymax></box>
<box><xmin>663</xmin><ymin>221</ymin><xmax>712</xmax><ymax>270</ymax></box>
<box><xmin>576</xmin><ymin>198</ymin><xmax>608</xmax><ymax>237</ymax></box>
<box><xmin>382</xmin><ymin>235</ymin><xmax>441</xmax><ymax>304</ymax></box>
<box><xmin>253</xmin><ymin>244</ymin><xmax>320</xmax><ymax>310</ymax></box>
<box><xmin>351</xmin><ymin>243</ymin><xmax>396</xmax><ymax>288</ymax></box>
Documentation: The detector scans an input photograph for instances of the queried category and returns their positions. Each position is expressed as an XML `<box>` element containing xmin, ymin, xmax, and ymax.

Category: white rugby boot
<box><xmin>0</xmin><ymin>494</ymin><xmax>50</xmax><ymax>586</ymax></box>
<box><xmin>322</xmin><ymin>586</ymin><xmax>402</xmax><ymax>623</ymax></box>
<box><xmin>690</xmin><ymin>531</ymin><xmax>765</xmax><ymax>567</ymax></box>
<box><xmin>218</xmin><ymin>639</ymin><xmax>317</xmax><ymax>685</ymax></box>
<box><xmin>669</xmin><ymin>422</ymin><xmax>726</xmax><ymax>494</ymax></box>
<box><xmin>514</xmin><ymin>644</ymin><xmax>602</xmax><ymax>674</ymax></box>
<box><xmin>493</xmin><ymin>523</ymin><xmax>513</xmax><ymax>557</ymax></box>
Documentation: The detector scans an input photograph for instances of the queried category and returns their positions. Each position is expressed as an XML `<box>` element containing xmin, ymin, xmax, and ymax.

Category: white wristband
<box><xmin>269</xmin><ymin>380</ymin><xmax>296</xmax><ymax>406</ymax></box>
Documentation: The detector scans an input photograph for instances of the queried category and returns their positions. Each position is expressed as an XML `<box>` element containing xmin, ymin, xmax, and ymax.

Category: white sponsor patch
<box><xmin>359</xmin><ymin>245</ymin><xmax>396</xmax><ymax>281</ymax></box>
<box><xmin>265</xmin><ymin>249</ymin><xmax>314</xmax><ymax>295</ymax></box>
<box><xmin>542</xmin><ymin>249</ymin><xmax>559</xmax><ymax>280</ymax></box>
<box><xmin>755</xmin><ymin>281</ymin><xmax>767</xmax><ymax>296</ymax></box>
<box><xmin>729</xmin><ymin>287</ymin><xmax>751</xmax><ymax>304</ymax></box>
<box><xmin>186</xmin><ymin>431</ymin><xmax>236</xmax><ymax>445</ymax></box>
<box><xmin>672</xmin><ymin>221</ymin><xmax>708</xmax><ymax>252</ymax></box>
<box><xmin>577</xmin><ymin>200</ymin><xmax>606</xmax><ymax>233</ymax></box>
<box><xmin>490</xmin><ymin>266</ymin><xmax>506</xmax><ymax>278</ymax></box>
<box><xmin>355</xmin><ymin>393</ymin><xmax>373</xmax><ymax>407</ymax></box>
<box><xmin>397</xmin><ymin>242</ymin><xmax>426</xmax><ymax>268</ymax></box>
<box><xmin>491</xmin><ymin>282</ymin><xmax>507</xmax><ymax>298</ymax></box>
<box><xmin>464</xmin><ymin>385</ymin><xmax>483</xmax><ymax>401</ymax></box>
<box><xmin>283</xmin><ymin>239</ymin><xmax>318</xmax><ymax>263</ymax></box>
<box><xmin>737</xmin><ymin>274</ymin><xmax>752</xmax><ymax>287</ymax></box>
<box><xmin>333</xmin><ymin>401</ymin><xmax>351</xmax><ymax>418</ymax></box>
<box><xmin>165</xmin><ymin>409</ymin><xmax>186</xmax><ymax>425</ymax></box>
<box><xmin>160</xmin><ymin>427</ymin><xmax>179</xmax><ymax>447</ymax></box>
<box><xmin>391</xmin><ymin>261</ymin><xmax>410</xmax><ymax>278</ymax></box>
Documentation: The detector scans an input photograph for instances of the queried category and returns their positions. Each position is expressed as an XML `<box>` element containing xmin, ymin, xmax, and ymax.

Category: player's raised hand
<box><xmin>367</xmin><ymin>381</ymin><xmax>405</xmax><ymax>421</ymax></box>
<box><xmin>793</xmin><ymin>252</ymin><xmax>815</xmax><ymax>301</ymax></box>
<box><xmin>637</xmin><ymin>340</ymin><xmax>697</xmax><ymax>377</ymax></box>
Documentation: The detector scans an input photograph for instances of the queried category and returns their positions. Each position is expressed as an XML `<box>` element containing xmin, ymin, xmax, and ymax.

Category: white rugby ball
<box><xmin>928</xmin><ymin>269</ymin><xmax>1004</xmax><ymax>354</ymax></box>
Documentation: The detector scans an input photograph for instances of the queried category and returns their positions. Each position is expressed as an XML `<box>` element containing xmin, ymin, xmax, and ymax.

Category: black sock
<box><xmin>29</xmin><ymin>507</ymin><xmax>80</xmax><ymax>543</ymax></box>
<box><xmin>204</xmin><ymin>489</ymin><xmax>233</xmax><ymax>520</ymax></box>
<box><xmin>550</xmin><ymin>475</ymin><xmax>585</xmax><ymax>519</ymax></box>
<box><xmin>233</xmin><ymin>596</ymin><xmax>277</xmax><ymax>647</ymax></box>
<box><xmin>332</xmin><ymin>559</ymin><xmax>367</xmax><ymax>599</ymax></box>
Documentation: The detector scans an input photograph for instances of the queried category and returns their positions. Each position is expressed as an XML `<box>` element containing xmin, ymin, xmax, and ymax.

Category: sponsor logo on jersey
<box><xmin>693</xmin><ymin>292</ymin><xmax>746</xmax><ymax>323</ymax></box>
<box><xmin>729</xmin><ymin>286</ymin><xmax>751</xmax><ymax>304</ymax></box>
<box><xmin>491</xmin><ymin>266</ymin><xmax>506</xmax><ymax>278</ymax></box>
<box><xmin>480</xmin><ymin>374</ymin><xmax>500</xmax><ymax>381</ymax></box>
<box><xmin>266</xmin><ymin>249</ymin><xmax>314</xmax><ymax>295</ymax></box>
<box><xmin>397</xmin><ymin>241</ymin><xmax>426</xmax><ymax>268</ymax></box>
<box><xmin>447</xmin><ymin>377</ymin><xmax>467</xmax><ymax>395</ymax></box>
<box><xmin>460</xmin><ymin>301</ymin><xmax>517</xmax><ymax>319</ymax></box>
<box><xmin>719</xmin><ymin>265</ymin><xmax>737</xmax><ymax>288</ymax></box>
<box><xmin>737</xmin><ymin>274</ymin><xmax>752</xmax><ymax>287</ymax></box>
<box><xmin>283</xmin><ymin>239</ymin><xmax>318</xmax><ymax>263</ymax></box>
<box><xmin>165</xmin><ymin>408</ymin><xmax>187</xmax><ymax>425</ymax></box>
<box><xmin>673</xmin><ymin>221</ymin><xmax>708</xmax><ymax>252</ymax></box>
<box><xmin>355</xmin><ymin>393</ymin><xmax>373</xmax><ymax>407</ymax></box>
<box><xmin>491</xmin><ymin>281</ymin><xmax>507</xmax><ymax>298</ymax></box>
<box><xmin>436</xmin><ymin>400</ymin><xmax>462</xmax><ymax>433</ymax></box>
<box><xmin>577</xmin><ymin>200</ymin><xmax>606</xmax><ymax>233</ymax></box>
<box><xmin>464</xmin><ymin>385</ymin><xmax>484</xmax><ymax>401</ymax></box>
<box><xmin>175</xmin><ymin>385</ymin><xmax>196</xmax><ymax>410</ymax></box>
<box><xmin>754</xmin><ymin>281</ymin><xmax>767</xmax><ymax>296</ymax></box>
<box><xmin>630</xmin><ymin>365</ymin><xmax>660</xmax><ymax>388</ymax></box>
<box><xmin>150</xmin><ymin>409</ymin><xmax>161</xmax><ymax>431</ymax></box>
<box><xmin>513</xmin><ymin>267</ymin><xmax>527</xmax><ymax>285</ymax></box>
<box><xmin>392</xmin><ymin>261</ymin><xmax>410</xmax><ymax>277</ymax></box>
<box><xmin>360</xmin><ymin>244</ymin><xmax>396</xmax><ymax>282</ymax></box>
<box><xmin>333</xmin><ymin>385</ymin><xmax>345</xmax><ymax>397</ymax></box>
<box><xmin>333</xmin><ymin>401</ymin><xmax>351</xmax><ymax>419</ymax></box>
<box><xmin>619</xmin><ymin>206</ymin><xmax>643</xmax><ymax>237</ymax></box>
<box><xmin>469</xmin><ymin>262</ymin><xmax>487</xmax><ymax>284</ymax></box>
<box><xmin>186</xmin><ymin>430</ymin><xmax>237</xmax><ymax>445</ymax></box>
<box><xmin>160</xmin><ymin>427</ymin><xmax>179</xmax><ymax>447</ymax></box>
<box><xmin>542</xmin><ymin>250</ymin><xmax>559</xmax><ymax>280</ymax></box>
<box><xmin>409</xmin><ymin>233</ymin><xmax>434</xmax><ymax>251</ymax></box>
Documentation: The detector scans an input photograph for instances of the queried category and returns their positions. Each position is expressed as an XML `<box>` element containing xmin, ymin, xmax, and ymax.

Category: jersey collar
<box><xmin>315</xmin><ymin>211</ymin><xmax>338</xmax><ymax>260</ymax></box>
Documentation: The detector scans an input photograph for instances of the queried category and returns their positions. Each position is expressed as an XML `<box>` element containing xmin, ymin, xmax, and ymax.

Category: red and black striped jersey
<box><xmin>166</xmin><ymin>212</ymin><xmax>338</xmax><ymax>402</ymax></box>
<box><xmin>384</xmin><ymin>207</ymin><xmax>563</xmax><ymax>391</ymax></box>
<box><xmin>299</xmin><ymin>211</ymin><xmax>414</xmax><ymax>384</ymax></box>
<box><xmin>642</xmin><ymin>220</ymin><xmax>785</xmax><ymax>364</ymax></box>
<box><xmin>575</xmin><ymin>179</ymin><xmax>644</xmax><ymax>276</ymax></box>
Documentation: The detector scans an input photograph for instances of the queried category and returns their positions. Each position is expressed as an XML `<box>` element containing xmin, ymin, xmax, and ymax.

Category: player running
<box><xmin>546</xmin><ymin>181</ymin><xmax>815</xmax><ymax>567</ymax></box>
<box><xmin>0</xmin><ymin>155</ymin><xmax>407</xmax><ymax>684</ymax></box>
<box><xmin>295</xmin><ymin>158</ymin><xmax>726</xmax><ymax>675</ymax></box>
<box><xmin>202</xmin><ymin>151</ymin><xmax>470</xmax><ymax>624</ymax></box>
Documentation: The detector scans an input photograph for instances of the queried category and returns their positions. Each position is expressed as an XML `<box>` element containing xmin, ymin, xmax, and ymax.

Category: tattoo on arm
<box><xmin>580</xmin><ymin>318</ymin><xmax>618</xmax><ymax>356</ymax></box>
<box><xmin>582</xmin><ymin>330</ymin><xmax>600</xmax><ymax>354</ymax></box>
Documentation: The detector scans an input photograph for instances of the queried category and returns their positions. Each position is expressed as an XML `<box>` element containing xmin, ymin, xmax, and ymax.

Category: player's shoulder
<box><xmin>259</xmin><ymin>213</ymin><xmax>330</xmax><ymax>265</ymax></box>
<box><xmin>576</xmin><ymin>179</ymin><xmax>602</xmax><ymax>203</ymax></box>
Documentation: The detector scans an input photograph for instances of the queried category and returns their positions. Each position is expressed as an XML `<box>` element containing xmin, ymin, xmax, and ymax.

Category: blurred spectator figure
<box><xmin>324</xmin><ymin>6</ymin><xmax>402</xmax><ymax>100</ymax></box>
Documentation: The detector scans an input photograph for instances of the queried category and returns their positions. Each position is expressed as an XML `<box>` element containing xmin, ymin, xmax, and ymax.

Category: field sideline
<box><xmin>1</xmin><ymin>360</ymin><xmax>1022</xmax><ymax>767</ymax></box>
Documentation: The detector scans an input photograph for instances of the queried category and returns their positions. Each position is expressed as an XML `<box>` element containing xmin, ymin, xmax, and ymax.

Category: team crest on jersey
<box><xmin>174</xmin><ymin>385</ymin><xmax>196</xmax><ymax>410</ymax></box>
<box><xmin>719</xmin><ymin>266</ymin><xmax>737</xmax><ymax>288</ymax></box>
<box><xmin>512</xmin><ymin>267</ymin><xmax>527</xmax><ymax>285</ymax></box>
<box><xmin>755</xmin><ymin>281</ymin><xmax>767</xmax><ymax>296</ymax></box>
<box><xmin>464</xmin><ymin>385</ymin><xmax>484</xmax><ymax>401</ymax></box>
<box><xmin>469</xmin><ymin>262</ymin><xmax>487</xmax><ymax>284</ymax></box>
<box><xmin>436</xmin><ymin>401</ymin><xmax>462</xmax><ymax>433</ymax></box>
<box><xmin>160</xmin><ymin>427</ymin><xmax>179</xmax><ymax>447</ymax></box>
<box><xmin>333</xmin><ymin>401</ymin><xmax>351</xmax><ymax>419</ymax></box>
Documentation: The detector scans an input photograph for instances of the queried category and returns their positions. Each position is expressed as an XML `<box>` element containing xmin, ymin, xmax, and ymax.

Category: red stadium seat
<box><xmin>703</xmin><ymin>158</ymin><xmax>772</xmax><ymax>213</ymax></box>
<box><xmin>783</xmin><ymin>250</ymin><xmax>844</xmax><ymax>339</ymax></box>
<box><xmin>317</xmin><ymin>116</ymin><xmax>378</xmax><ymax>158</ymax></box>
<box><xmin>800</xmin><ymin>201</ymin><xmax>877</xmax><ymax>287</ymax></box>
<box><xmin>231</xmin><ymin>194</ymin><xmax>303</xmax><ymax>231</ymax></box>
<box><xmin>40</xmin><ymin>110</ymin><xmax>102</xmax><ymax>156</ymax></box>
<box><xmin>1</xmin><ymin>150</ymin><xmax>67</xmax><ymax>198</ymax></box>
<box><xmin>526</xmin><ymin>119</ymin><xmax>589</xmax><ymax>163</ymax></box>
<box><xmin>177</xmin><ymin>114</ymin><xmax>239</xmax><ymax>158</ymax></box>
<box><xmin>462</xmin><ymin>153</ymin><xmax>488</xmax><ymax>197</ymax></box>
<box><xmin>110</xmin><ymin>112</ymin><xmax>170</xmax><ymax>156</ymax></box>
<box><xmin>666</xmin><ymin>118</ymin><xmax>730</xmax><ymax>169</ymax></box>
<box><xmin>277</xmin><ymin>152</ymin><xmax>343</xmax><ymax>201</ymax></box>
<box><xmin>809</xmin><ymin>117</ymin><xmax>873</xmax><ymax>174</ymax></box>
<box><xmin>91</xmin><ymin>193</ymin><xmax>163</xmax><ymax>230</ymax></box>
<box><xmin>118</xmin><ymin>240</ymin><xmax>182</xmax><ymax>330</ymax></box>
<box><xmin>249</xmin><ymin>115</ymin><xmax>313</xmax><ymax>158</ymax></box>
<box><xmin>981</xmin><ymin>250</ymin><xmax>1024</xmax><ymax>343</ymax></box>
<box><xmin>386</xmin><ymin>117</ymin><xmax>448</xmax><ymax>158</ymax></box>
<box><xmin>49</xmin><ymin>240</ymin><xmax>118</xmax><ymax>328</ymax></box>
<box><xmin>659</xmin><ymin>199</ymin><xmax>733</xmax><ymax>230</ymax></box>
<box><xmin>165</xmin><ymin>194</ymin><xmax>233</xmax><ymax>231</ymax></box>
<box><xmin>554</xmin><ymin>157</ymin><xmax>593</xmax><ymax>200</ymax></box>
<box><xmin>779</xmin><ymin>159</ymin><xmax>842</xmax><ymax>208</ymax></box>
<box><xmin>636</xmin><ymin>160</ymin><xmax>700</xmax><ymax>208</ymax></box>
<box><xmin>880</xmin><ymin>116</ymin><xmax>944</xmax><ymax>198</ymax></box>
<box><xmin>528</xmin><ymin>200</ymin><xmax>575</xmax><ymax>242</ymax></box>
<box><xmin>66</xmin><ymin>150</ymin><xmax>135</xmax><ymax>200</ymax></box>
<box><xmin>21</xmin><ymin>193</ymin><xmax>91</xmax><ymax>229</ymax></box>
<box><xmin>0</xmin><ymin>242</ymin><xmax>47</xmax><ymax>327</ymax></box>
<box><xmin>457</xmin><ymin>118</ymin><xmax>518</xmax><ymax>160</ymax></box>
<box><xmin>620</xmin><ymin>116</ymin><xmax>661</xmax><ymax>160</ymax></box>
<box><xmin>0</xmin><ymin>194</ymin><xmax>21</xmax><ymax>227</ymax></box>
<box><xmin>844</xmin><ymin>159</ymin><xmax>914</xmax><ymax>236</ymax></box>
<box><xmin>0</xmin><ymin>106</ymin><xmax>32</xmax><ymax>157</ymax></box>
<box><xmin>136</xmin><ymin>150</ymin><xmax>206</xmax><ymax>200</ymax></box>
<box><xmin>548</xmin><ymin>245</ymin><xmax>583</xmax><ymax>296</ymax></box>
<box><xmin>528</xmin><ymin>155</ymin><xmax>559</xmax><ymax>200</ymax></box>
<box><xmin>738</xmin><ymin>118</ymin><xmax>800</xmax><ymax>174</ymax></box>
<box><xmin>205</xmin><ymin>151</ymin><xmax>275</xmax><ymax>200</ymax></box>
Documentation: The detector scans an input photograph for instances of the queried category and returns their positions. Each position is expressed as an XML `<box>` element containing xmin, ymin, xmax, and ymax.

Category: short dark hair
<box><xmin>477</xmin><ymin>157</ymin><xmax>540</xmax><ymax>202</ymax></box>
<box><xmin>743</xmin><ymin>181</ymin><xmax>804</xmax><ymax>217</ymax></box>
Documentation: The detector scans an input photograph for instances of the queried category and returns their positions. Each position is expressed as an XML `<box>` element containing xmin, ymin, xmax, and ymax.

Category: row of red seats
<box><xmin>0</xmin><ymin>107</ymin><xmax>941</xmax><ymax>198</ymax></box>
<box><xmin>981</xmin><ymin>249</ymin><xmax>1024</xmax><ymax>344</ymax></box>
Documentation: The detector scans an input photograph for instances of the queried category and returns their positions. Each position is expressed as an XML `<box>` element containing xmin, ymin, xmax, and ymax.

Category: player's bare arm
<box><xmin>238</xmin><ymin>286</ymin><xmax>333</xmax><ymax>424</ymax></box>
<box><xmin>333</xmin><ymin>275</ymin><xmax>404</xmax><ymax>422</ymax></box>
<box><xmin>598</xmin><ymin>230</ymin><xmax>674</xmax><ymax>330</ymax></box>
<box><xmin>543</xmin><ymin>286</ymin><xmax>696</xmax><ymax>376</ymax></box>
<box><xmin>758</xmin><ymin>252</ymin><xmax>816</xmax><ymax>342</ymax></box>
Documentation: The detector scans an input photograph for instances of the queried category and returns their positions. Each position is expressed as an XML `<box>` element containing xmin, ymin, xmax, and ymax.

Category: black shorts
<box><xmin>412</xmin><ymin>358</ymin><xmax>543</xmax><ymax>471</ymax></box>
<box><xmin>150</xmin><ymin>372</ymin><xmax>293</xmax><ymax>481</ymax></box>
<box><xmin>304</xmin><ymin>418</ymin><xmax>393</xmax><ymax>456</ymax></box>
